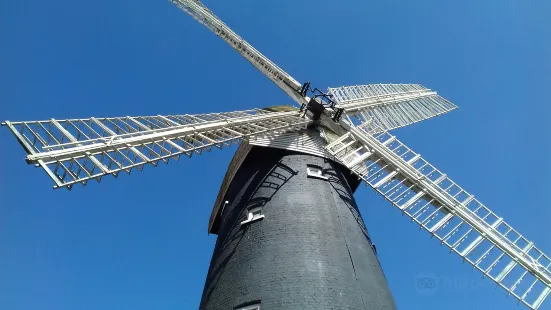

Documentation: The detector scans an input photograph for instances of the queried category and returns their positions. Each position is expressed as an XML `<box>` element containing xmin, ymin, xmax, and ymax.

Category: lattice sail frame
<box><xmin>325</xmin><ymin>119</ymin><xmax>551</xmax><ymax>309</ymax></box>
<box><xmin>3</xmin><ymin>109</ymin><xmax>309</xmax><ymax>189</ymax></box>
<box><xmin>170</xmin><ymin>0</ymin><xmax>306</xmax><ymax>106</ymax></box>
<box><xmin>328</xmin><ymin>84</ymin><xmax>457</xmax><ymax>131</ymax></box>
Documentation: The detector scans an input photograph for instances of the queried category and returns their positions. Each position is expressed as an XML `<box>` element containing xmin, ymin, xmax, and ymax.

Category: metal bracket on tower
<box><xmin>299</xmin><ymin>82</ymin><xmax>345</xmax><ymax>123</ymax></box>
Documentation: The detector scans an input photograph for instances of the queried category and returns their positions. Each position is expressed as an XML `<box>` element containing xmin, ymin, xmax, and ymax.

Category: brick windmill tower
<box><xmin>3</xmin><ymin>1</ymin><xmax>550</xmax><ymax>309</ymax></box>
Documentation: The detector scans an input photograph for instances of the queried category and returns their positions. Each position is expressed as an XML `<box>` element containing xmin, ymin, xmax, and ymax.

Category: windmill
<box><xmin>2</xmin><ymin>0</ymin><xmax>550</xmax><ymax>309</ymax></box>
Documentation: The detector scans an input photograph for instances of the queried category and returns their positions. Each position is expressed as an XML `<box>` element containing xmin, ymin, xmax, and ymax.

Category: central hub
<box><xmin>300</xmin><ymin>82</ymin><xmax>344</xmax><ymax>122</ymax></box>
<box><xmin>305</xmin><ymin>97</ymin><xmax>325</xmax><ymax>120</ymax></box>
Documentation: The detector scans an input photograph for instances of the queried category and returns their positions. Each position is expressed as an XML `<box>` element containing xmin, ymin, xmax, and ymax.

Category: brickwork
<box><xmin>200</xmin><ymin>146</ymin><xmax>396</xmax><ymax>310</ymax></box>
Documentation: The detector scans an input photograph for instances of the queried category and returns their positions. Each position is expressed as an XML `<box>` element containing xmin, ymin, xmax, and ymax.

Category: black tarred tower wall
<box><xmin>201</xmin><ymin>145</ymin><xmax>397</xmax><ymax>310</ymax></box>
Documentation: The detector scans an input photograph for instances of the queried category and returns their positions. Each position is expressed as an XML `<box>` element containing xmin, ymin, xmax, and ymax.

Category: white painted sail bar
<box><xmin>325</xmin><ymin>122</ymin><xmax>551</xmax><ymax>310</ymax></box>
<box><xmin>170</xmin><ymin>0</ymin><xmax>306</xmax><ymax>106</ymax></box>
<box><xmin>328</xmin><ymin>84</ymin><xmax>457</xmax><ymax>131</ymax></box>
<box><xmin>3</xmin><ymin>110</ymin><xmax>310</xmax><ymax>189</ymax></box>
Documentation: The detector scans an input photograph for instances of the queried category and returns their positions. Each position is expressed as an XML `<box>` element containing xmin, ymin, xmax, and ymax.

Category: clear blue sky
<box><xmin>1</xmin><ymin>0</ymin><xmax>550</xmax><ymax>309</ymax></box>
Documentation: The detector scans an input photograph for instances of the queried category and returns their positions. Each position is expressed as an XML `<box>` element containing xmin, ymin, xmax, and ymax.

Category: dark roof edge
<box><xmin>208</xmin><ymin>142</ymin><xmax>253</xmax><ymax>234</ymax></box>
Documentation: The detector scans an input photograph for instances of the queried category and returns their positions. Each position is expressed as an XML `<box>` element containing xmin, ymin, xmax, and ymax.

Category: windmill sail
<box><xmin>3</xmin><ymin>109</ymin><xmax>309</xmax><ymax>189</ymax></box>
<box><xmin>171</xmin><ymin>0</ymin><xmax>306</xmax><ymax>106</ymax></box>
<box><xmin>328</xmin><ymin>84</ymin><xmax>457</xmax><ymax>131</ymax></box>
<box><xmin>325</xmin><ymin>120</ymin><xmax>551</xmax><ymax>309</ymax></box>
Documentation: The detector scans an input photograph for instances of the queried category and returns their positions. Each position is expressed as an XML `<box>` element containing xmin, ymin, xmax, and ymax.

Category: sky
<box><xmin>1</xmin><ymin>0</ymin><xmax>551</xmax><ymax>309</ymax></box>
